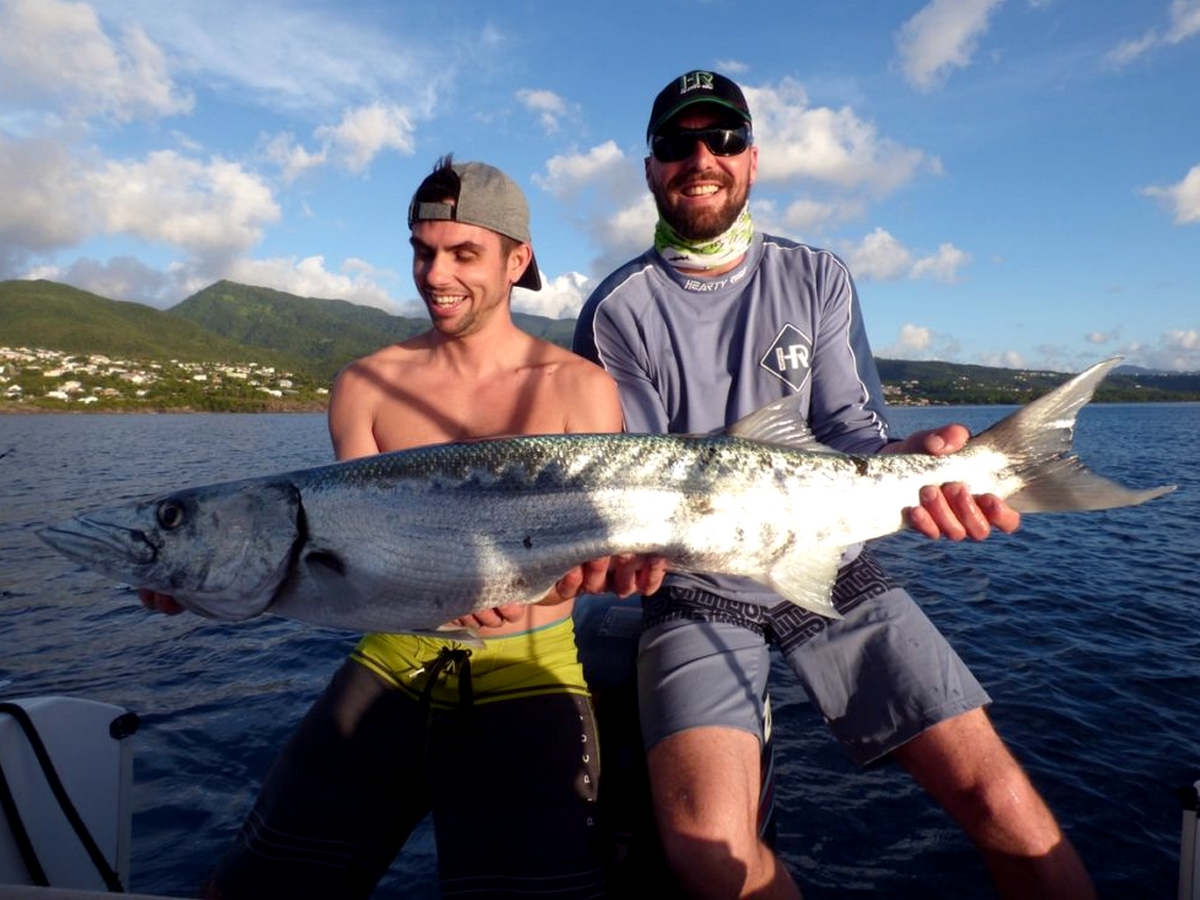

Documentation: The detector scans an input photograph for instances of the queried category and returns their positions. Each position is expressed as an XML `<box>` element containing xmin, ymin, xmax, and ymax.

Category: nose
<box><xmin>419</xmin><ymin>249</ymin><xmax>453</xmax><ymax>286</ymax></box>
<box><xmin>680</xmin><ymin>136</ymin><xmax>717</xmax><ymax>165</ymax></box>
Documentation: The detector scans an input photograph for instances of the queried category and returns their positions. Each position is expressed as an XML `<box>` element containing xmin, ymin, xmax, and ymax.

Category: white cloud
<box><xmin>897</xmin><ymin>323</ymin><xmax>934</xmax><ymax>353</ymax></box>
<box><xmin>263</xmin><ymin>132</ymin><xmax>328</xmax><ymax>183</ymax></box>
<box><xmin>534</xmin><ymin>143</ymin><xmax>653</xmax><ymax>276</ymax></box>
<box><xmin>223</xmin><ymin>255</ymin><xmax>398</xmax><ymax>311</ymax></box>
<box><xmin>878</xmin><ymin>322</ymin><xmax>966</xmax><ymax>362</ymax></box>
<box><xmin>534</xmin><ymin>141</ymin><xmax>627</xmax><ymax>198</ymax></box>
<box><xmin>591</xmin><ymin>195</ymin><xmax>660</xmax><ymax>278</ymax></box>
<box><xmin>714</xmin><ymin>59</ymin><xmax>749</xmax><ymax>76</ymax></box>
<box><xmin>780</xmin><ymin>197</ymin><xmax>844</xmax><ymax>232</ymax></box>
<box><xmin>0</xmin><ymin>136</ymin><xmax>93</xmax><ymax>257</ymax></box>
<box><xmin>841</xmin><ymin>228</ymin><xmax>971</xmax><ymax>283</ymax></box>
<box><xmin>1107</xmin><ymin>0</ymin><xmax>1200</xmax><ymax>66</ymax></box>
<box><xmin>314</xmin><ymin>103</ymin><xmax>416</xmax><ymax>174</ymax></box>
<box><xmin>1118</xmin><ymin>329</ymin><xmax>1200</xmax><ymax>372</ymax></box>
<box><xmin>27</xmin><ymin>252</ymin><xmax>394</xmax><ymax>311</ymax></box>
<box><xmin>910</xmin><ymin>242</ymin><xmax>971</xmax><ymax>283</ymax></box>
<box><xmin>1167</xmin><ymin>0</ymin><xmax>1200</xmax><ymax>42</ymax></box>
<box><xmin>1107</xmin><ymin>34</ymin><xmax>1158</xmax><ymax>67</ymax></box>
<box><xmin>1142</xmin><ymin>163</ymin><xmax>1200</xmax><ymax>224</ymax></box>
<box><xmin>977</xmin><ymin>349</ymin><xmax>1028</xmax><ymax>369</ymax></box>
<box><xmin>844</xmin><ymin>228</ymin><xmax>912</xmax><ymax>280</ymax></box>
<box><xmin>511</xmin><ymin>271</ymin><xmax>591</xmax><ymax>320</ymax></box>
<box><xmin>262</xmin><ymin>104</ymin><xmax>417</xmax><ymax>182</ymax></box>
<box><xmin>747</xmin><ymin>79</ymin><xmax>929</xmax><ymax>193</ymax></box>
<box><xmin>516</xmin><ymin>89</ymin><xmax>573</xmax><ymax>133</ymax></box>
<box><xmin>87</xmin><ymin>150</ymin><xmax>280</xmax><ymax>259</ymax></box>
<box><xmin>1165</xmin><ymin>328</ymin><xmax>1200</xmax><ymax>351</ymax></box>
<box><xmin>0</xmin><ymin>0</ymin><xmax>192</xmax><ymax>122</ymax></box>
<box><xmin>36</xmin><ymin>255</ymin><xmax>172</xmax><ymax>303</ymax></box>
<box><xmin>83</xmin><ymin>0</ymin><xmax>445</xmax><ymax>116</ymax></box>
<box><xmin>895</xmin><ymin>0</ymin><xmax>1005</xmax><ymax>91</ymax></box>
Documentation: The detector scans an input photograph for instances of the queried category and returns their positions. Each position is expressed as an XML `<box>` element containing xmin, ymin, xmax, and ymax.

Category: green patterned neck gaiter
<box><xmin>654</xmin><ymin>204</ymin><xmax>753</xmax><ymax>272</ymax></box>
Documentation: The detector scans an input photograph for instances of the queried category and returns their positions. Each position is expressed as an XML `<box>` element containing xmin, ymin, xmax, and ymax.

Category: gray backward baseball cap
<box><xmin>407</xmin><ymin>161</ymin><xmax>541</xmax><ymax>291</ymax></box>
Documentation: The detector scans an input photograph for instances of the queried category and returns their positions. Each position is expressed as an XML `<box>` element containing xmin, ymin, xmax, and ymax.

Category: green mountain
<box><xmin>512</xmin><ymin>312</ymin><xmax>576</xmax><ymax>348</ymax></box>
<box><xmin>0</xmin><ymin>279</ymin><xmax>290</xmax><ymax>366</ymax></box>
<box><xmin>168</xmin><ymin>281</ymin><xmax>578</xmax><ymax>382</ymax></box>
<box><xmin>0</xmin><ymin>278</ymin><xmax>583</xmax><ymax>393</ymax></box>
<box><xmin>168</xmin><ymin>281</ymin><xmax>429</xmax><ymax>382</ymax></box>
<box><xmin>3</xmin><ymin>278</ymin><xmax>1199</xmax><ymax>406</ymax></box>
<box><xmin>874</xmin><ymin>358</ymin><xmax>1200</xmax><ymax>403</ymax></box>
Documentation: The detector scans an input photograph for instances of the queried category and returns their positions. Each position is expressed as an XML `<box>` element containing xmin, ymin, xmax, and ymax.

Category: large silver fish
<box><xmin>40</xmin><ymin>358</ymin><xmax>1173</xmax><ymax>637</ymax></box>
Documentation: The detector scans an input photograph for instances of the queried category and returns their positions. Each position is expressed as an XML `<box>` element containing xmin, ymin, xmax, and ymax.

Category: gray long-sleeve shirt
<box><xmin>574</xmin><ymin>231</ymin><xmax>893</xmax><ymax>606</ymax></box>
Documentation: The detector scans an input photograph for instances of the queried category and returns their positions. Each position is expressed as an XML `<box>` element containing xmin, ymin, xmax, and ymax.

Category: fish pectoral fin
<box><xmin>766</xmin><ymin>549</ymin><xmax>843</xmax><ymax>619</ymax></box>
<box><xmin>304</xmin><ymin>549</ymin><xmax>346</xmax><ymax>577</ymax></box>
<box><xmin>302</xmin><ymin>550</ymin><xmax>364</xmax><ymax>602</ymax></box>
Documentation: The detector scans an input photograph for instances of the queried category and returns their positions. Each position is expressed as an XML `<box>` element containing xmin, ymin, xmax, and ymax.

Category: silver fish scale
<box><xmin>299</xmin><ymin>432</ymin><xmax>782</xmax><ymax>496</ymax></box>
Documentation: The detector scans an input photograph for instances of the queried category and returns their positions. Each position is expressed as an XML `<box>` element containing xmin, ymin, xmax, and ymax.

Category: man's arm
<box><xmin>882</xmin><ymin>424</ymin><xmax>1021</xmax><ymax>540</ymax></box>
<box><xmin>328</xmin><ymin>362</ymin><xmax>383</xmax><ymax>461</ymax></box>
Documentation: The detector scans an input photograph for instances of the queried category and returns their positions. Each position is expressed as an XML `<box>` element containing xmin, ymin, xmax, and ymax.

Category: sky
<box><xmin>1</xmin><ymin>0</ymin><xmax>1198</xmax><ymax>373</ymax></box>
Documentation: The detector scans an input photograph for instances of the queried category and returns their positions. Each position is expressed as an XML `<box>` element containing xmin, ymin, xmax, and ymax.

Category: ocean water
<box><xmin>0</xmin><ymin>404</ymin><xmax>1196</xmax><ymax>898</ymax></box>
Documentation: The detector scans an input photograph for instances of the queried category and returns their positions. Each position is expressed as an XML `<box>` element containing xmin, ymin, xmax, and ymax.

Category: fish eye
<box><xmin>156</xmin><ymin>500</ymin><xmax>187</xmax><ymax>530</ymax></box>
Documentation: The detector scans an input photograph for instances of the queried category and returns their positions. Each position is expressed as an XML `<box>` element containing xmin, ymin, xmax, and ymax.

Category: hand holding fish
<box><xmin>446</xmin><ymin>553</ymin><xmax>668</xmax><ymax>629</ymax></box>
<box><xmin>139</xmin><ymin>588</ymin><xmax>186</xmax><ymax>616</ymax></box>
<box><xmin>883</xmin><ymin>424</ymin><xmax>1022</xmax><ymax>541</ymax></box>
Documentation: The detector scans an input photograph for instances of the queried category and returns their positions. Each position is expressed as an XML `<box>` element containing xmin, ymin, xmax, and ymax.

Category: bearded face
<box><xmin>645</xmin><ymin>112</ymin><xmax>757</xmax><ymax>243</ymax></box>
<box><xmin>649</xmin><ymin>165</ymin><xmax>752</xmax><ymax>241</ymax></box>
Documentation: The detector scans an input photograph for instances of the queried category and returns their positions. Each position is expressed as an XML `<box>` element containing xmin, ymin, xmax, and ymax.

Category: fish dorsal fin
<box><xmin>726</xmin><ymin>393</ymin><xmax>838</xmax><ymax>453</ymax></box>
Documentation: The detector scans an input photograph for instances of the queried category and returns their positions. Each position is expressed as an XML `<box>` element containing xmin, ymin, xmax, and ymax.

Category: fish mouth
<box><xmin>39</xmin><ymin>515</ymin><xmax>158</xmax><ymax>569</ymax></box>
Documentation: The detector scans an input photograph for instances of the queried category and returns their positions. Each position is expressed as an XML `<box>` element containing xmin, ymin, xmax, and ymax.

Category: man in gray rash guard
<box><xmin>574</xmin><ymin>70</ymin><xmax>1096</xmax><ymax>900</ymax></box>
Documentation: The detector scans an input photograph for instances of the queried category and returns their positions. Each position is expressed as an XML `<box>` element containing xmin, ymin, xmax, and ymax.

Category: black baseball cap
<box><xmin>646</xmin><ymin>70</ymin><xmax>752</xmax><ymax>141</ymax></box>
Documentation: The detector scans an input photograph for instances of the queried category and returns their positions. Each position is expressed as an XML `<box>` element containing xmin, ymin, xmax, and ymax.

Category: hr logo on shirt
<box><xmin>760</xmin><ymin>324</ymin><xmax>812</xmax><ymax>391</ymax></box>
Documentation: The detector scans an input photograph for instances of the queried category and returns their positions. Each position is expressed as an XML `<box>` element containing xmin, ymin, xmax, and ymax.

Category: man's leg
<box><xmin>647</xmin><ymin>726</ymin><xmax>800</xmax><ymax>900</ymax></box>
<box><xmin>203</xmin><ymin>660</ymin><xmax>429</xmax><ymax>900</ymax></box>
<box><xmin>894</xmin><ymin>708</ymin><xmax>1096</xmax><ymax>900</ymax></box>
<box><xmin>637</xmin><ymin>592</ymin><xmax>801</xmax><ymax>899</ymax></box>
<box><xmin>774</xmin><ymin>550</ymin><xmax>1096</xmax><ymax>899</ymax></box>
<box><xmin>429</xmin><ymin>691</ymin><xmax>608</xmax><ymax>899</ymax></box>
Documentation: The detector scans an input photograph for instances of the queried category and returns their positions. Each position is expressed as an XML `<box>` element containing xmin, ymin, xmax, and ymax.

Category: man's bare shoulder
<box><xmin>336</xmin><ymin>338</ymin><xmax>430</xmax><ymax>384</ymax></box>
<box><xmin>518</xmin><ymin>337</ymin><xmax>621</xmax><ymax>432</ymax></box>
<box><xmin>524</xmin><ymin>337</ymin><xmax>610</xmax><ymax>381</ymax></box>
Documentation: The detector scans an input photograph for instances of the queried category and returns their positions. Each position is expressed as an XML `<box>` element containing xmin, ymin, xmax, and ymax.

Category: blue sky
<box><xmin>1</xmin><ymin>0</ymin><xmax>1197</xmax><ymax>372</ymax></box>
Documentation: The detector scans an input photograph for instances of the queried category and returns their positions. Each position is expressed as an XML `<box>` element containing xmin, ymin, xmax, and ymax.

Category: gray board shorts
<box><xmin>636</xmin><ymin>549</ymin><xmax>990</xmax><ymax>766</ymax></box>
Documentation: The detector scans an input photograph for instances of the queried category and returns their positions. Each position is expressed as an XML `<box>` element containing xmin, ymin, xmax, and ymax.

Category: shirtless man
<box><xmin>143</xmin><ymin>156</ymin><xmax>662</xmax><ymax>899</ymax></box>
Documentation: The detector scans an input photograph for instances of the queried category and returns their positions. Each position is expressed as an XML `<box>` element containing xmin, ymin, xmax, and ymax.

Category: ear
<box><xmin>508</xmin><ymin>242</ymin><xmax>533</xmax><ymax>285</ymax></box>
<box><xmin>747</xmin><ymin>144</ymin><xmax>759</xmax><ymax>186</ymax></box>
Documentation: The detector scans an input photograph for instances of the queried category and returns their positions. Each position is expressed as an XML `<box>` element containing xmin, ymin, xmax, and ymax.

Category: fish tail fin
<box><xmin>975</xmin><ymin>357</ymin><xmax>1176</xmax><ymax>513</ymax></box>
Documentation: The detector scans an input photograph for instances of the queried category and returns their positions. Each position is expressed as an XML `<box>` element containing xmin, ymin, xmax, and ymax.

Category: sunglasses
<box><xmin>650</xmin><ymin>125</ymin><xmax>752</xmax><ymax>163</ymax></box>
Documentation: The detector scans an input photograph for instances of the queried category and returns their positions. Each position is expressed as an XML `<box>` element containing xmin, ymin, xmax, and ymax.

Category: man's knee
<box><xmin>895</xmin><ymin>710</ymin><xmax>1063</xmax><ymax>851</ymax></box>
<box><xmin>647</xmin><ymin>729</ymin><xmax>765</xmax><ymax>858</ymax></box>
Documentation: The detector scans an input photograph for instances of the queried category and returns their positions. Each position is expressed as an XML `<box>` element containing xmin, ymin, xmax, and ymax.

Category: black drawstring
<box><xmin>416</xmin><ymin>647</ymin><xmax>474</xmax><ymax>714</ymax></box>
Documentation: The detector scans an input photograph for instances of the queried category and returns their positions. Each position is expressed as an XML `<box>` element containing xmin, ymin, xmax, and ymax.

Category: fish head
<box><xmin>40</xmin><ymin>478</ymin><xmax>302</xmax><ymax>621</ymax></box>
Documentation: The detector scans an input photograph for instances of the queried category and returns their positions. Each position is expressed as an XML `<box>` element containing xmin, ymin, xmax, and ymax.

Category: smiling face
<box><xmin>645</xmin><ymin>108</ymin><xmax>759</xmax><ymax>243</ymax></box>
<box><xmin>409</xmin><ymin>218</ymin><xmax>531</xmax><ymax>338</ymax></box>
